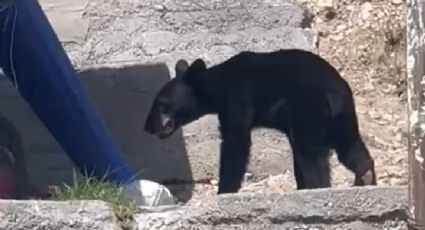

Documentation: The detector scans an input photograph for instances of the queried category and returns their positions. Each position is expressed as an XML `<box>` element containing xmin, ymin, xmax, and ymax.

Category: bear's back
<box><xmin>208</xmin><ymin>49</ymin><xmax>350</xmax><ymax>100</ymax></box>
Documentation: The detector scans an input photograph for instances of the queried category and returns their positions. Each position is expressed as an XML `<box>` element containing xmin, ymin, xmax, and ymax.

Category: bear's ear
<box><xmin>184</xmin><ymin>58</ymin><xmax>207</xmax><ymax>86</ymax></box>
<box><xmin>175</xmin><ymin>59</ymin><xmax>190</xmax><ymax>78</ymax></box>
<box><xmin>190</xmin><ymin>58</ymin><xmax>206</xmax><ymax>71</ymax></box>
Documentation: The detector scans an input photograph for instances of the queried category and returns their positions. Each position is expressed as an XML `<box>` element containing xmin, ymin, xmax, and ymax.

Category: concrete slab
<box><xmin>136</xmin><ymin>186</ymin><xmax>409</xmax><ymax>230</ymax></box>
<box><xmin>79</xmin><ymin>64</ymin><xmax>193</xmax><ymax>184</ymax></box>
<box><xmin>0</xmin><ymin>200</ymin><xmax>119</xmax><ymax>230</ymax></box>
<box><xmin>0</xmin><ymin>186</ymin><xmax>408</xmax><ymax>230</ymax></box>
<box><xmin>0</xmin><ymin>64</ymin><xmax>194</xmax><ymax>191</ymax></box>
<box><xmin>67</xmin><ymin>0</ymin><xmax>315</xmax><ymax>71</ymax></box>
<box><xmin>39</xmin><ymin>0</ymin><xmax>89</xmax><ymax>44</ymax></box>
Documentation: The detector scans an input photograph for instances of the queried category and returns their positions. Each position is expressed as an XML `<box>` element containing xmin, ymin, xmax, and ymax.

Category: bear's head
<box><xmin>144</xmin><ymin>58</ymin><xmax>209</xmax><ymax>139</ymax></box>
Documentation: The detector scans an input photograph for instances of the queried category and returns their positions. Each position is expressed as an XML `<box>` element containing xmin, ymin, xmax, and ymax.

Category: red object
<box><xmin>0</xmin><ymin>170</ymin><xmax>17</xmax><ymax>199</ymax></box>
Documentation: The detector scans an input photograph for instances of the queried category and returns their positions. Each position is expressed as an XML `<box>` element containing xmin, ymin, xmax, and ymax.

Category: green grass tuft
<box><xmin>51</xmin><ymin>176</ymin><xmax>137</xmax><ymax>229</ymax></box>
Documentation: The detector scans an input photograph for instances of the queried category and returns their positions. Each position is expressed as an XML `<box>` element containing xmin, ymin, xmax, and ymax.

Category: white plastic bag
<box><xmin>122</xmin><ymin>180</ymin><xmax>176</xmax><ymax>207</ymax></box>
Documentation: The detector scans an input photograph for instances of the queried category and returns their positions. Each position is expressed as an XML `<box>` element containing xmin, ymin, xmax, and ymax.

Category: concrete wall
<box><xmin>0</xmin><ymin>63</ymin><xmax>194</xmax><ymax>187</ymax></box>
<box><xmin>0</xmin><ymin>0</ymin><xmax>316</xmax><ymax>190</ymax></box>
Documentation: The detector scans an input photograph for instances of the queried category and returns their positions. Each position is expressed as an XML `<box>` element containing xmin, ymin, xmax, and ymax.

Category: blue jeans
<box><xmin>0</xmin><ymin>0</ymin><xmax>134</xmax><ymax>184</ymax></box>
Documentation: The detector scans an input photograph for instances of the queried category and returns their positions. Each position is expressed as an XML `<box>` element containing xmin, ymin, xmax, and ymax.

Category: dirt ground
<box><xmin>170</xmin><ymin>0</ymin><xmax>407</xmax><ymax>201</ymax></box>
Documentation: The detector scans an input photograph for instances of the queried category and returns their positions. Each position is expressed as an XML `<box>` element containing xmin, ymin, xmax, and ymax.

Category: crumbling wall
<box><xmin>407</xmin><ymin>0</ymin><xmax>425</xmax><ymax>225</ymax></box>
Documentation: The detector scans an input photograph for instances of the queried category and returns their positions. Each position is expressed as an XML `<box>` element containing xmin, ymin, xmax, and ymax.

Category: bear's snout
<box><xmin>144</xmin><ymin>108</ymin><xmax>176</xmax><ymax>139</ymax></box>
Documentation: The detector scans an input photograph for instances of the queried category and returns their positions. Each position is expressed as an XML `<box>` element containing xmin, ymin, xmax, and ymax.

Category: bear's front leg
<box><xmin>217</xmin><ymin>130</ymin><xmax>251</xmax><ymax>194</ymax></box>
<box><xmin>217</xmin><ymin>103</ymin><xmax>253</xmax><ymax>194</ymax></box>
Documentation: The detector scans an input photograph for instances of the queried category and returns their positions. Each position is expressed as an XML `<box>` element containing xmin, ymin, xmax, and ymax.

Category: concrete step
<box><xmin>136</xmin><ymin>186</ymin><xmax>408</xmax><ymax>230</ymax></box>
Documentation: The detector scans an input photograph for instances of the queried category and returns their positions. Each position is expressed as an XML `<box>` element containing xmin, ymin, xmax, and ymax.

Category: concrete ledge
<box><xmin>0</xmin><ymin>187</ymin><xmax>409</xmax><ymax>229</ymax></box>
<box><xmin>0</xmin><ymin>200</ymin><xmax>119</xmax><ymax>230</ymax></box>
<box><xmin>136</xmin><ymin>186</ymin><xmax>408</xmax><ymax>230</ymax></box>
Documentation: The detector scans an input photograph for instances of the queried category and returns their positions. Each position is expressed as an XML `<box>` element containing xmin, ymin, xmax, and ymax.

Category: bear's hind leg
<box><xmin>292</xmin><ymin>145</ymin><xmax>332</xmax><ymax>189</ymax></box>
<box><xmin>288</xmin><ymin>103</ymin><xmax>332</xmax><ymax>190</ymax></box>
<box><xmin>288</xmin><ymin>125</ymin><xmax>332</xmax><ymax>189</ymax></box>
<box><xmin>335</xmin><ymin>138</ymin><xmax>376</xmax><ymax>186</ymax></box>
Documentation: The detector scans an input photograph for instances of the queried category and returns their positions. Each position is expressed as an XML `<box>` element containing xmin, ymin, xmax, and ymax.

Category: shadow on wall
<box><xmin>79</xmin><ymin>63</ymin><xmax>194</xmax><ymax>201</ymax></box>
<box><xmin>0</xmin><ymin>63</ymin><xmax>194</xmax><ymax>202</ymax></box>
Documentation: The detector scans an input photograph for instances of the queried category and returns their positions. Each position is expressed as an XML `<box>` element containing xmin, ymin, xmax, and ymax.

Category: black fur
<box><xmin>144</xmin><ymin>49</ymin><xmax>377</xmax><ymax>194</ymax></box>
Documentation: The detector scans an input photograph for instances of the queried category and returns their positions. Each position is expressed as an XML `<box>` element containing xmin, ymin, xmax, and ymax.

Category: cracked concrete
<box><xmin>136</xmin><ymin>186</ymin><xmax>408</xmax><ymax>230</ymax></box>
<box><xmin>66</xmin><ymin>0</ymin><xmax>315</xmax><ymax>73</ymax></box>
<box><xmin>0</xmin><ymin>200</ymin><xmax>119</xmax><ymax>230</ymax></box>
<box><xmin>0</xmin><ymin>186</ymin><xmax>409</xmax><ymax>230</ymax></box>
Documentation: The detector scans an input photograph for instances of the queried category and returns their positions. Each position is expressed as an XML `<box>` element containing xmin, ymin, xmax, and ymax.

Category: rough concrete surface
<box><xmin>136</xmin><ymin>186</ymin><xmax>408</xmax><ymax>230</ymax></box>
<box><xmin>0</xmin><ymin>187</ymin><xmax>408</xmax><ymax>229</ymax></box>
<box><xmin>0</xmin><ymin>0</ymin><xmax>316</xmax><ymax>188</ymax></box>
<box><xmin>0</xmin><ymin>200</ymin><xmax>119</xmax><ymax>230</ymax></box>
<box><xmin>40</xmin><ymin>0</ymin><xmax>90</xmax><ymax>44</ymax></box>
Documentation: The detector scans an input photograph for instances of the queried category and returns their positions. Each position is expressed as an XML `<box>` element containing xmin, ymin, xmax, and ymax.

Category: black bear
<box><xmin>144</xmin><ymin>49</ymin><xmax>377</xmax><ymax>194</ymax></box>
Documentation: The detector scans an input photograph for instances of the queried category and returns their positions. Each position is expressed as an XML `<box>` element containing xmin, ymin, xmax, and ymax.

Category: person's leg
<box><xmin>0</xmin><ymin>0</ymin><xmax>134</xmax><ymax>183</ymax></box>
